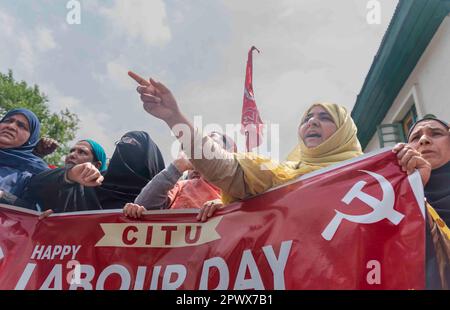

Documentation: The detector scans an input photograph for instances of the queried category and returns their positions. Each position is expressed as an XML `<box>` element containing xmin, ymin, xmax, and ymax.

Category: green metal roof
<box><xmin>351</xmin><ymin>0</ymin><xmax>450</xmax><ymax>148</ymax></box>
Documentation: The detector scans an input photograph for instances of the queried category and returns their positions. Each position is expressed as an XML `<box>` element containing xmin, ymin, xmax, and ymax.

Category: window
<box><xmin>377</xmin><ymin>123</ymin><xmax>405</xmax><ymax>148</ymax></box>
<box><xmin>400</xmin><ymin>105</ymin><xmax>418</xmax><ymax>138</ymax></box>
<box><xmin>377</xmin><ymin>105</ymin><xmax>419</xmax><ymax>148</ymax></box>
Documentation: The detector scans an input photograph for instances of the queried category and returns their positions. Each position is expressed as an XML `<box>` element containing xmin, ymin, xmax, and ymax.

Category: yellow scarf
<box><xmin>222</xmin><ymin>102</ymin><xmax>362</xmax><ymax>203</ymax></box>
<box><xmin>427</xmin><ymin>203</ymin><xmax>450</xmax><ymax>289</ymax></box>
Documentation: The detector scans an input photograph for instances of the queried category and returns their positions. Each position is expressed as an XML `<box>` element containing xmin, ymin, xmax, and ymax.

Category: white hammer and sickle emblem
<box><xmin>0</xmin><ymin>245</ymin><xmax>4</xmax><ymax>260</ymax></box>
<box><xmin>321</xmin><ymin>170</ymin><xmax>404</xmax><ymax>241</ymax></box>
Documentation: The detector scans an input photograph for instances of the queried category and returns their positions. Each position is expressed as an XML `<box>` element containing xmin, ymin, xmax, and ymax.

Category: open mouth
<box><xmin>306</xmin><ymin>133</ymin><xmax>321</xmax><ymax>138</ymax></box>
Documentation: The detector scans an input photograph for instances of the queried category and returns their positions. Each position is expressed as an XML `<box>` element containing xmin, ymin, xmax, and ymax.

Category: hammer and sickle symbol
<box><xmin>321</xmin><ymin>170</ymin><xmax>404</xmax><ymax>241</ymax></box>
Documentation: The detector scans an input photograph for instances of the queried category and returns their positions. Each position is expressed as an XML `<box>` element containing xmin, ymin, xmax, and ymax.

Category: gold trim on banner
<box><xmin>427</xmin><ymin>204</ymin><xmax>450</xmax><ymax>240</ymax></box>
<box><xmin>95</xmin><ymin>217</ymin><xmax>223</xmax><ymax>248</ymax></box>
<box><xmin>427</xmin><ymin>203</ymin><xmax>450</xmax><ymax>289</ymax></box>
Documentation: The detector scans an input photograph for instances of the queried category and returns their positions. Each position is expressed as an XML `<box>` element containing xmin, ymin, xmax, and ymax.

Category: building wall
<box><xmin>365</xmin><ymin>15</ymin><xmax>450</xmax><ymax>152</ymax></box>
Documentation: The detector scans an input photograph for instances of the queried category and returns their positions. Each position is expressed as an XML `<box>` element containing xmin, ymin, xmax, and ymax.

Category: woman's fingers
<box><xmin>137</xmin><ymin>85</ymin><xmax>157</xmax><ymax>96</ymax></box>
<box><xmin>406</xmin><ymin>156</ymin><xmax>418</xmax><ymax>174</ymax></box>
<box><xmin>136</xmin><ymin>206</ymin><xmax>145</xmax><ymax>218</ymax></box>
<box><xmin>208</xmin><ymin>203</ymin><xmax>221</xmax><ymax>218</ymax></box>
<box><xmin>140</xmin><ymin>93</ymin><xmax>162</xmax><ymax>104</ymax></box>
<box><xmin>128</xmin><ymin>204</ymin><xmax>145</xmax><ymax>219</ymax></box>
<box><xmin>201</xmin><ymin>205</ymin><xmax>210</xmax><ymax>222</ymax></box>
<box><xmin>396</xmin><ymin>145</ymin><xmax>419</xmax><ymax>172</ymax></box>
<box><xmin>130</xmin><ymin>74</ymin><xmax>167</xmax><ymax>95</ymax></box>
<box><xmin>198</xmin><ymin>200</ymin><xmax>223</xmax><ymax>222</ymax></box>
<box><xmin>198</xmin><ymin>202</ymin><xmax>211</xmax><ymax>222</ymax></box>
<box><xmin>128</xmin><ymin>205</ymin><xmax>135</xmax><ymax>218</ymax></box>
<box><xmin>79</xmin><ymin>165</ymin><xmax>92</xmax><ymax>179</ymax></box>
<box><xmin>202</xmin><ymin>204</ymin><xmax>216</xmax><ymax>222</ymax></box>
<box><xmin>150</xmin><ymin>78</ymin><xmax>170</xmax><ymax>94</ymax></box>
<box><xmin>406</xmin><ymin>155</ymin><xmax>426</xmax><ymax>173</ymax></box>
<box><xmin>128</xmin><ymin>71</ymin><xmax>151</xmax><ymax>86</ymax></box>
<box><xmin>78</xmin><ymin>166</ymin><xmax>88</xmax><ymax>180</ymax></box>
<box><xmin>38</xmin><ymin>209</ymin><xmax>54</xmax><ymax>220</ymax></box>
<box><xmin>123</xmin><ymin>204</ymin><xmax>131</xmax><ymax>216</ymax></box>
<box><xmin>196</xmin><ymin>207</ymin><xmax>205</xmax><ymax>222</ymax></box>
<box><xmin>94</xmin><ymin>175</ymin><xmax>104</xmax><ymax>186</ymax></box>
<box><xmin>399</xmin><ymin>149</ymin><xmax>416</xmax><ymax>169</ymax></box>
<box><xmin>395</xmin><ymin>145</ymin><xmax>410</xmax><ymax>161</ymax></box>
<box><xmin>392</xmin><ymin>143</ymin><xmax>406</xmax><ymax>153</ymax></box>
<box><xmin>123</xmin><ymin>203</ymin><xmax>141</xmax><ymax>218</ymax></box>
<box><xmin>84</xmin><ymin>170</ymin><xmax>100</xmax><ymax>182</ymax></box>
<box><xmin>82</xmin><ymin>176</ymin><xmax>103</xmax><ymax>187</ymax></box>
<box><xmin>81</xmin><ymin>167</ymin><xmax>103</xmax><ymax>186</ymax></box>
<box><xmin>83</xmin><ymin>166</ymin><xmax>102</xmax><ymax>181</ymax></box>
<box><xmin>395</xmin><ymin>146</ymin><xmax>432</xmax><ymax>184</ymax></box>
<box><xmin>397</xmin><ymin>148</ymin><xmax>423</xmax><ymax>174</ymax></box>
<box><xmin>123</xmin><ymin>204</ymin><xmax>132</xmax><ymax>217</ymax></box>
<box><xmin>416</xmin><ymin>157</ymin><xmax>432</xmax><ymax>185</ymax></box>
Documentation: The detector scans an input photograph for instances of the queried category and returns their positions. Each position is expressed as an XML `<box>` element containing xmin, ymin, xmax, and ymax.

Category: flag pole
<box><xmin>245</xmin><ymin>131</ymin><xmax>249</xmax><ymax>153</ymax></box>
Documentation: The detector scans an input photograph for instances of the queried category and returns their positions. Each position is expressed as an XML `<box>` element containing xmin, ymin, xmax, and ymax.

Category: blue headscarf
<box><xmin>0</xmin><ymin>108</ymin><xmax>49</xmax><ymax>174</ymax></box>
<box><xmin>83</xmin><ymin>139</ymin><xmax>107</xmax><ymax>172</ymax></box>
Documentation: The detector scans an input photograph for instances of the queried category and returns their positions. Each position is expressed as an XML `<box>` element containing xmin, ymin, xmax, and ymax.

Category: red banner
<box><xmin>0</xmin><ymin>150</ymin><xmax>425</xmax><ymax>290</ymax></box>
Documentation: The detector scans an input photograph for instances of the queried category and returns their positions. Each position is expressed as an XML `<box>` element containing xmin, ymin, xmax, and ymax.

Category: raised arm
<box><xmin>128</xmin><ymin>71</ymin><xmax>249</xmax><ymax>201</ymax></box>
<box><xmin>128</xmin><ymin>71</ymin><xmax>191</xmax><ymax>134</ymax></box>
<box><xmin>134</xmin><ymin>153</ymin><xmax>192</xmax><ymax>209</ymax></box>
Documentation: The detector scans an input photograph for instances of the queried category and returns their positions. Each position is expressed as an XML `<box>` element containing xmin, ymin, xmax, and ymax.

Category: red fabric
<box><xmin>241</xmin><ymin>46</ymin><xmax>263</xmax><ymax>151</ymax></box>
<box><xmin>168</xmin><ymin>178</ymin><xmax>221</xmax><ymax>209</ymax></box>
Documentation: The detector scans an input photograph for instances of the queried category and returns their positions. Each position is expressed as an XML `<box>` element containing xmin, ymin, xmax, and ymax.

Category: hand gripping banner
<box><xmin>0</xmin><ymin>149</ymin><xmax>425</xmax><ymax>290</ymax></box>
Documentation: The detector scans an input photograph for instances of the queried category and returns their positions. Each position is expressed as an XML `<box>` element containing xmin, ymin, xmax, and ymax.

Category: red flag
<box><xmin>241</xmin><ymin>46</ymin><xmax>263</xmax><ymax>152</ymax></box>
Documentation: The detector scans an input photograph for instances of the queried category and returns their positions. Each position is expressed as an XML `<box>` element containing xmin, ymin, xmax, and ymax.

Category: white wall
<box><xmin>365</xmin><ymin>15</ymin><xmax>450</xmax><ymax>152</ymax></box>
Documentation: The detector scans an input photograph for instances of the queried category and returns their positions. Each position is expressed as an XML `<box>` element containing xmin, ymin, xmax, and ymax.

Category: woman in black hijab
<box><xmin>409</xmin><ymin>118</ymin><xmax>450</xmax><ymax>290</ymax></box>
<box><xmin>25</xmin><ymin>131</ymin><xmax>165</xmax><ymax>212</ymax></box>
<box><xmin>407</xmin><ymin>117</ymin><xmax>450</xmax><ymax>223</ymax></box>
<box><xmin>394</xmin><ymin>116</ymin><xmax>450</xmax><ymax>289</ymax></box>
<box><xmin>96</xmin><ymin>131</ymin><xmax>165</xmax><ymax>209</ymax></box>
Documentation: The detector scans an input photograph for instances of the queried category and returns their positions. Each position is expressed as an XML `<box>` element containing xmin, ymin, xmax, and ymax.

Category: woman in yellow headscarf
<box><xmin>211</xmin><ymin>102</ymin><xmax>363</xmax><ymax>205</ymax></box>
<box><xmin>129</xmin><ymin>72</ymin><xmax>363</xmax><ymax>220</ymax></box>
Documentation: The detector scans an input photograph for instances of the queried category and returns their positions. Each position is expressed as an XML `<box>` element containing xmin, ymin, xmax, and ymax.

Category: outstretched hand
<box><xmin>128</xmin><ymin>71</ymin><xmax>182</xmax><ymax>127</ymax></box>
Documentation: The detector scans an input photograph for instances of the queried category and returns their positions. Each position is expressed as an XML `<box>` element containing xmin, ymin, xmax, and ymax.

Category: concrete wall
<box><xmin>365</xmin><ymin>15</ymin><xmax>450</xmax><ymax>152</ymax></box>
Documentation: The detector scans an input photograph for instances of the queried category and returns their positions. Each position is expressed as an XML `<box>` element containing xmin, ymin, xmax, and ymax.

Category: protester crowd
<box><xmin>0</xmin><ymin>71</ymin><xmax>448</xmax><ymax>289</ymax></box>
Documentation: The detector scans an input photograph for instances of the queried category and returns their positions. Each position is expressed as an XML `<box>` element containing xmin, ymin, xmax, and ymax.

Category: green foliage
<box><xmin>0</xmin><ymin>70</ymin><xmax>79</xmax><ymax>165</ymax></box>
